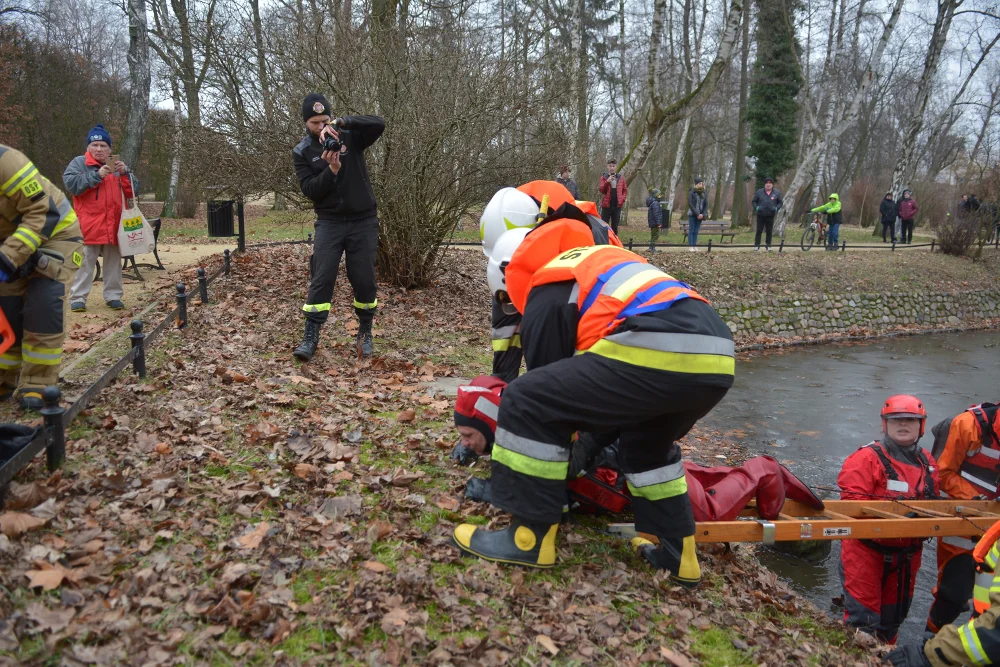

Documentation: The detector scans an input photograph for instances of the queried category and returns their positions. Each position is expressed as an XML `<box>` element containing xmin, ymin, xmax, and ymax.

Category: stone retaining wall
<box><xmin>715</xmin><ymin>289</ymin><xmax>1000</xmax><ymax>338</ymax></box>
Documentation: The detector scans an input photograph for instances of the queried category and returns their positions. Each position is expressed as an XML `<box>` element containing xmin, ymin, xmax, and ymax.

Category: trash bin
<box><xmin>207</xmin><ymin>200</ymin><xmax>235</xmax><ymax>237</ymax></box>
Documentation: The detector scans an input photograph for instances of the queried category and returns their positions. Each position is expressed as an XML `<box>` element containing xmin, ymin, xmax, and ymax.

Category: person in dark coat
<box><xmin>879</xmin><ymin>192</ymin><xmax>897</xmax><ymax>243</ymax></box>
<box><xmin>555</xmin><ymin>165</ymin><xmax>580</xmax><ymax>200</ymax></box>
<box><xmin>646</xmin><ymin>189</ymin><xmax>663</xmax><ymax>251</ymax></box>
<box><xmin>751</xmin><ymin>177</ymin><xmax>782</xmax><ymax>251</ymax></box>
<box><xmin>686</xmin><ymin>177</ymin><xmax>709</xmax><ymax>251</ymax></box>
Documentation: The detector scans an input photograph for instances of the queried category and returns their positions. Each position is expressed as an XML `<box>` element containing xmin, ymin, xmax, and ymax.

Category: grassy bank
<box><xmin>0</xmin><ymin>245</ymin><xmax>887</xmax><ymax>666</ymax></box>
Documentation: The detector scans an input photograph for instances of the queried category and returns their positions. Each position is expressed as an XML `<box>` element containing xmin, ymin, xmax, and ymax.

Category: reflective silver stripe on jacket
<box><xmin>600</xmin><ymin>263</ymin><xmax>661</xmax><ymax>296</ymax></box>
<box><xmin>962</xmin><ymin>470</ymin><xmax>999</xmax><ymax>493</ymax></box>
<box><xmin>943</xmin><ymin>536</ymin><xmax>978</xmax><ymax>550</ymax></box>
<box><xmin>601</xmin><ymin>331</ymin><xmax>735</xmax><ymax>357</ymax></box>
<box><xmin>494</xmin><ymin>428</ymin><xmax>569</xmax><ymax>462</ymax></box>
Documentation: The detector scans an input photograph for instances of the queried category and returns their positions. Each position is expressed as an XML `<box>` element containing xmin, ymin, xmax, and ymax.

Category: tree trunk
<box><xmin>571</xmin><ymin>0</ymin><xmax>589</xmax><ymax>196</ymax></box>
<box><xmin>775</xmin><ymin>0</ymin><xmax>905</xmax><ymax>237</ymax></box>
<box><xmin>619</xmin><ymin>0</ymin><xmax>743</xmax><ymax>185</ymax></box>
<box><xmin>664</xmin><ymin>118</ymin><xmax>692</xmax><ymax>219</ymax></box>
<box><xmin>163</xmin><ymin>82</ymin><xmax>183</xmax><ymax>219</ymax></box>
<box><xmin>120</xmin><ymin>0</ymin><xmax>150</xmax><ymax>175</ymax></box>
<box><xmin>731</xmin><ymin>0</ymin><xmax>750</xmax><ymax>227</ymax></box>
<box><xmin>889</xmin><ymin>0</ymin><xmax>958</xmax><ymax>237</ymax></box>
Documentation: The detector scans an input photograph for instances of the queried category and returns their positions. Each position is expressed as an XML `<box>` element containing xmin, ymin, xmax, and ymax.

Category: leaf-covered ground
<box><xmin>0</xmin><ymin>245</ymin><xmax>963</xmax><ymax>666</ymax></box>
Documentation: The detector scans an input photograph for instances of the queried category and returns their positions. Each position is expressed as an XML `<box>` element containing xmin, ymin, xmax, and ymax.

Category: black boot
<box><xmin>356</xmin><ymin>319</ymin><xmax>373</xmax><ymax>359</ymax></box>
<box><xmin>453</xmin><ymin>517</ymin><xmax>558</xmax><ymax>568</ymax></box>
<box><xmin>293</xmin><ymin>320</ymin><xmax>322</xmax><ymax>361</ymax></box>
<box><xmin>631</xmin><ymin>534</ymin><xmax>701</xmax><ymax>589</ymax></box>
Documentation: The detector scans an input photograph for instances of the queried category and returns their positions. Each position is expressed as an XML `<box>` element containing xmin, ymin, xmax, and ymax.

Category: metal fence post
<box><xmin>224</xmin><ymin>249</ymin><xmax>231</xmax><ymax>276</ymax></box>
<box><xmin>628</xmin><ymin>237</ymin><xmax>633</xmax><ymax>251</ymax></box>
<box><xmin>40</xmin><ymin>386</ymin><xmax>65</xmax><ymax>472</ymax></box>
<box><xmin>931</xmin><ymin>239</ymin><xmax>936</xmax><ymax>253</ymax></box>
<box><xmin>176</xmin><ymin>283</ymin><xmax>188</xmax><ymax>329</ymax></box>
<box><xmin>778</xmin><ymin>239</ymin><xmax>785</xmax><ymax>254</ymax></box>
<box><xmin>707</xmin><ymin>238</ymin><xmax>713</xmax><ymax>253</ymax></box>
<box><xmin>130</xmin><ymin>320</ymin><xmax>146</xmax><ymax>378</ymax></box>
<box><xmin>307</xmin><ymin>233</ymin><xmax>313</xmax><ymax>245</ymax></box>
<box><xmin>198</xmin><ymin>267</ymin><xmax>209</xmax><ymax>304</ymax></box>
<box><xmin>841</xmin><ymin>240</ymin><xmax>846</xmax><ymax>252</ymax></box>
<box><xmin>892</xmin><ymin>240</ymin><xmax>896</xmax><ymax>251</ymax></box>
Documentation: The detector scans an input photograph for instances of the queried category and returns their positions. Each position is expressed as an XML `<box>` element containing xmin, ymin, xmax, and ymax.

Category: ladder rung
<box><xmin>863</xmin><ymin>507</ymin><xmax>907</xmax><ymax>519</ymax></box>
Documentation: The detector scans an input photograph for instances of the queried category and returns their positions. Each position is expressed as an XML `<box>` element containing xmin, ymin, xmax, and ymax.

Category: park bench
<box><xmin>95</xmin><ymin>217</ymin><xmax>165</xmax><ymax>282</ymax></box>
<box><xmin>678</xmin><ymin>219</ymin><xmax>737</xmax><ymax>243</ymax></box>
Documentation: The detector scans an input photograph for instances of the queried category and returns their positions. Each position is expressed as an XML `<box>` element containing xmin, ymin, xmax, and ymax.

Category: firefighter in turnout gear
<box><xmin>292</xmin><ymin>93</ymin><xmax>384</xmax><ymax>361</ymax></box>
<box><xmin>837</xmin><ymin>395</ymin><xmax>937</xmax><ymax>644</ymax></box>
<box><xmin>0</xmin><ymin>145</ymin><xmax>83</xmax><ymax>410</ymax></box>
<box><xmin>451</xmin><ymin>213</ymin><xmax>733</xmax><ymax>585</ymax></box>
<box><xmin>450</xmin><ymin>182</ymin><xmax>621</xmax><ymax>467</ymax></box>
<box><xmin>926</xmin><ymin>402</ymin><xmax>1000</xmax><ymax>634</ymax></box>
<box><xmin>885</xmin><ymin>520</ymin><xmax>1000</xmax><ymax>667</ymax></box>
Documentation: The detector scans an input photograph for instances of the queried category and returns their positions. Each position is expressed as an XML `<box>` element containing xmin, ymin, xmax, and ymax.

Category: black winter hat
<box><xmin>302</xmin><ymin>93</ymin><xmax>331</xmax><ymax>121</ymax></box>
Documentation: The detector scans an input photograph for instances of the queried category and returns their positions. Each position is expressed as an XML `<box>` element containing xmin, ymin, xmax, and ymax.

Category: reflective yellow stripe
<box><xmin>302</xmin><ymin>303</ymin><xmax>331</xmax><ymax>313</ymax></box>
<box><xmin>352</xmin><ymin>298</ymin><xmax>378</xmax><ymax>310</ymax></box>
<box><xmin>52</xmin><ymin>208</ymin><xmax>78</xmax><ymax>236</ymax></box>
<box><xmin>0</xmin><ymin>352</ymin><xmax>22</xmax><ymax>368</ymax></box>
<box><xmin>960</xmin><ymin>619</ymin><xmax>991</xmax><ymax>665</ymax></box>
<box><xmin>626</xmin><ymin>478</ymin><xmax>688</xmax><ymax>500</ymax></box>
<box><xmin>492</xmin><ymin>334</ymin><xmax>521</xmax><ymax>352</ymax></box>
<box><xmin>608</xmin><ymin>267</ymin><xmax>665</xmax><ymax>301</ymax></box>
<box><xmin>1</xmin><ymin>162</ymin><xmax>36</xmax><ymax>194</ymax></box>
<box><xmin>492</xmin><ymin>445</ymin><xmax>568</xmax><ymax>481</ymax></box>
<box><xmin>586</xmin><ymin>338</ymin><xmax>735</xmax><ymax>375</ymax></box>
<box><xmin>22</xmin><ymin>344</ymin><xmax>61</xmax><ymax>366</ymax></box>
<box><xmin>987</xmin><ymin>543</ymin><xmax>1000</xmax><ymax>570</ymax></box>
<box><xmin>12</xmin><ymin>228</ymin><xmax>41</xmax><ymax>251</ymax></box>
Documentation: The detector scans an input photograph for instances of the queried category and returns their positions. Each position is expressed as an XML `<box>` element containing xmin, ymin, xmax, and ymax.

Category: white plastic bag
<box><xmin>117</xmin><ymin>196</ymin><xmax>155</xmax><ymax>257</ymax></box>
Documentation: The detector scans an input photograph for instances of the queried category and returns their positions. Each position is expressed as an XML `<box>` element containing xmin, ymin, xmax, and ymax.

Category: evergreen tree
<box><xmin>746</xmin><ymin>0</ymin><xmax>802</xmax><ymax>189</ymax></box>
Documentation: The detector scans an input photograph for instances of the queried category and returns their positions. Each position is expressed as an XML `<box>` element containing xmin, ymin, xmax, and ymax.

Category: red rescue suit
<box><xmin>837</xmin><ymin>440</ymin><xmax>939</xmax><ymax>643</ymax></box>
<box><xmin>927</xmin><ymin>403</ymin><xmax>1000</xmax><ymax>632</ymax></box>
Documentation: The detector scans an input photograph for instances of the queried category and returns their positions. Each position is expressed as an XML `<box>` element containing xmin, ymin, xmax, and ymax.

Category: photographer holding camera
<box><xmin>292</xmin><ymin>93</ymin><xmax>385</xmax><ymax>361</ymax></box>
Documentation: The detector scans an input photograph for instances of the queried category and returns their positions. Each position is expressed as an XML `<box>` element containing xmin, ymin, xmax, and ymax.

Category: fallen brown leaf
<box><xmin>536</xmin><ymin>634</ymin><xmax>559</xmax><ymax>656</ymax></box>
<box><xmin>237</xmin><ymin>522</ymin><xmax>271</xmax><ymax>549</ymax></box>
<box><xmin>396</xmin><ymin>408</ymin><xmax>416</xmax><ymax>423</ymax></box>
<box><xmin>362</xmin><ymin>561</ymin><xmax>390</xmax><ymax>573</ymax></box>
<box><xmin>660</xmin><ymin>646</ymin><xmax>694</xmax><ymax>667</ymax></box>
<box><xmin>0</xmin><ymin>512</ymin><xmax>47</xmax><ymax>538</ymax></box>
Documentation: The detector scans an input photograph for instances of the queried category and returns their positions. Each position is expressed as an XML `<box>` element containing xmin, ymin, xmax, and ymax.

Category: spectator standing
<box><xmin>751</xmin><ymin>177</ymin><xmax>782</xmax><ymax>251</ymax></box>
<box><xmin>63</xmin><ymin>124</ymin><xmax>135</xmax><ymax>312</ymax></box>
<box><xmin>555</xmin><ymin>165</ymin><xmax>580</xmax><ymax>200</ymax></box>
<box><xmin>810</xmin><ymin>193</ymin><xmax>842</xmax><ymax>251</ymax></box>
<box><xmin>646</xmin><ymin>188</ymin><xmax>663</xmax><ymax>252</ymax></box>
<box><xmin>686</xmin><ymin>177</ymin><xmax>709</xmax><ymax>251</ymax></box>
<box><xmin>896</xmin><ymin>189</ymin><xmax>918</xmax><ymax>244</ymax></box>
<box><xmin>879</xmin><ymin>192</ymin><xmax>897</xmax><ymax>243</ymax></box>
<box><xmin>599</xmin><ymin>159</ymin><xmax>627</xmax><ymax>234</ymax></box>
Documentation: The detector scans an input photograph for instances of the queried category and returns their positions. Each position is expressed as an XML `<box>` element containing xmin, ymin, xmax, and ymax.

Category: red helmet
<box><xmin>881</xmin><ymin>394</ymin><xmax>928</xmax><ymax>437</ymax></box>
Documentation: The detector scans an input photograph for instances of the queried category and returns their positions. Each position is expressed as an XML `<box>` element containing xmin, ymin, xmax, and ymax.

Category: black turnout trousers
<box><xmin>304</xmin><ymin>216</ymin><xmax>378</xmax><ymax>324</ymax></box>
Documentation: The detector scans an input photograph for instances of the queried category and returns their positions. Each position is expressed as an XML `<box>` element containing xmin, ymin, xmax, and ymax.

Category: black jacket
<box><xmin>751</xmin><ymin>188</ymin><xmax>782</xmax><ymax>217</ymax></box>
<box><xmin>880</xmin><ymin>198</ymin><xmax>897</xmax><ymax>224</ymax></box>
<box><xmin>292</xmin><ymin>115</ymin><xmax>385</xmax><ymax>222</ymax></box>
<box><xmin>688</xmin><ymin>188</ymin><xmax>709</xmax><ymax>218</ymax></box>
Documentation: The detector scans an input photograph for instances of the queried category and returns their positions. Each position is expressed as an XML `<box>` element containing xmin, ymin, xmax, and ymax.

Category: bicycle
<box><xmin>800</xmin><ymin>213</ymin><xmax>826</xmax><ymax>251</ymax></box>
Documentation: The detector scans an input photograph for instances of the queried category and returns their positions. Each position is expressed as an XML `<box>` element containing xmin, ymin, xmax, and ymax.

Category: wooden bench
<box><xmin>95</xmin><ymin>217</ymin><xmax>165</xmax><ymax>283</ymax></box>
<box><xmin>678</xmin><ymin>219</ymin><xmax>736</xmax><ymax>242</ymax></box>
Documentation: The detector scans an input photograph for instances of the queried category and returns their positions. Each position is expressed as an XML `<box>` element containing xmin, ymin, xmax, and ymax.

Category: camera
<box><xmin>322</xmin><ymin>134</ymin><xmax>343</xmax><ymax>153</ymax></box>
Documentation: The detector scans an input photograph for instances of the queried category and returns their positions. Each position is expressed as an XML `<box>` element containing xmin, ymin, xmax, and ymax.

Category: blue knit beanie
<box><xmin>86</xmin><ymin>124</ymin><xmax>112</xmax><ymax>147</ymax></box>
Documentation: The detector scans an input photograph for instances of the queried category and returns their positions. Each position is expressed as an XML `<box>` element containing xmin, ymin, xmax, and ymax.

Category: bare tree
<box><xmin>118</xmin><ymin>0</ymin><xmax>150</xmax><ymax>173</ymax></box>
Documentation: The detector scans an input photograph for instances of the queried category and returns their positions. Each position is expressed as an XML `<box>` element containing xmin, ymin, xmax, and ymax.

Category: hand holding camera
<box><xmin>98</xmin><ymin>164</ymin><xmax>113</xmax><ymax>178</ymax></box>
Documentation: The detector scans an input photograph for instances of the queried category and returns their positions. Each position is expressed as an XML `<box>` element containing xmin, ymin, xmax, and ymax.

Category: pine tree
<box><xmin>746</xmin><ymin>0</ymin><xmax>802</xmax><ymax>189</ymax></box>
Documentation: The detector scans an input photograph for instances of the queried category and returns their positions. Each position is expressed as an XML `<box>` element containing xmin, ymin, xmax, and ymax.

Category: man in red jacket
<box><xmin>599</xmin><ymin>159</ymin><xmax>627</xmax><ymax>235</ymax></box>
<box><xmin>837</xmin><ymin>394</ymin><xmax>937</xmax><ymax>644</ymax></box>
<box><xmin>62</xmin><ymin>124</ymin><xmax>135</xmax><ymax>312</ymax></box>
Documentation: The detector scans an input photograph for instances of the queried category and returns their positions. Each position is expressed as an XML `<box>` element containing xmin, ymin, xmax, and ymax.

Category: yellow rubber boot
<box><xmin>453</xmin><ymin>518</ymin><xmax>558</xmax><ymax>568</ymax></box>
<box><xmin>631</xmin><ymin>534</ymin><xmax>701</xmax><ymax>589</ymax></box>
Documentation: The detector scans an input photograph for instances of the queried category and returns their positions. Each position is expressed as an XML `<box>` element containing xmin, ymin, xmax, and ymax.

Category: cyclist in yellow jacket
<box><xmin>811</xmin><ymin>193</ymin><xmax>843</xmax><ymax>251</ymax></box>
<box><xmin>0</xmin><ymin>145</ymin><xmax>83</xmax><ymax>410</ymax></box>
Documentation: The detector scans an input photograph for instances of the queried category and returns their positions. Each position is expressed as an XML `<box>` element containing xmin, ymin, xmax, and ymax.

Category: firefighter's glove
<box><xmin>464</xmin><ymin>477</ymin><xmax>492</xmax><ymax>503</ymax></box>
<box><xmin>0</xmin><ymin>251</ymin><xmax>39</xmax><ymax>283</ymax></box>
<box><xmin>884</xmin><ymin>643</ymin><xmax>931</xmax><ymax>666</ymax></box>
<box><xmin>450</xmin><ymin>444</ymin><xmax>479</xmax><ymax>466</ymax></box>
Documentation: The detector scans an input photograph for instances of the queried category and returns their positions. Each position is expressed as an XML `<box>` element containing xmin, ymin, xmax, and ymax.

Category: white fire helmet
<box><xmin>480</xmin><ymin>187</ymin><xmax>539</xmax><ymax>257</ymax></box>
<box><xmin>486</xmin><ymin>227</ymin><xmax>532</xmax><ymax>304</ymax></box>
